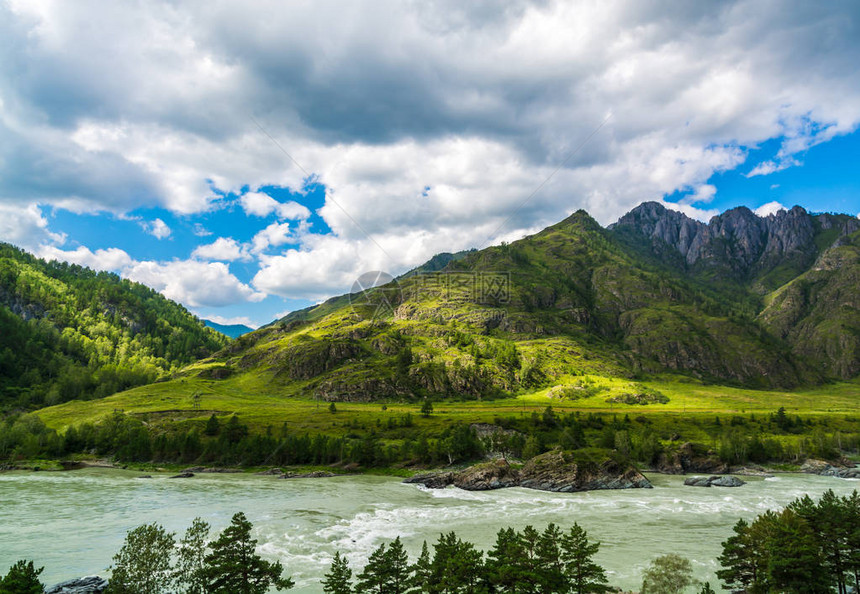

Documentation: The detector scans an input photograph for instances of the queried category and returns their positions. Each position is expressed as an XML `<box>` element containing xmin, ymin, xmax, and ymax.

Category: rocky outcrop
<box><xmin>653</xmin><ymin>443</ymin><xmax>729</xmax><ymax>475</ymax></box>
<box><xmin>684</xmin><ymin>475</ymin><xmax>745</xmax><ymax>488</ymax></box>
<box><xmin>801</xmin><ymin>459</ymin><xmax>860</xmax><ymax>478</ymax></box>
<box><xmin>519</xmin><ymin>450</ymin><xmax>652</xmax><ymax>492</ymax></box>
<box><xmin>169</xmin><ymin>471</ymin><xmax>194</xmax><ymax>478</ymax></box>
<box><xmin>180</xmin><ymin>466</ymin><xmax>241</xmax><ymax>473</ymax></box>
<box><xmin>405</xmin><ymin>453</ymin><xmax>652</xmax><ymax>493</ymax></box>
<box><xmin>611</xmin><ymin>202</ymin><xmax>844</xmax><ymax>281</ymax></box>
<box><xmin>45</xmin><ymin>576</ymin><xmax>108</xmax><ymax>593</ymax></box>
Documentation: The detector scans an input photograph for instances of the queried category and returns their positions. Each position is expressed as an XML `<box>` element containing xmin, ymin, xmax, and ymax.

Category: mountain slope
<box><xmin>164</xmin><ymin>207</ymin><xmax>847</xmax><ymax>409</ymax></box>
<box><xmin>0</xmin><ymin>243</ymin><xmax>229</xmax><ymax>409</ymax></box>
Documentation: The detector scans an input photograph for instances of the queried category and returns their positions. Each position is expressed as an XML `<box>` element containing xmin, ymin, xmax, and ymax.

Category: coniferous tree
<box><xmin>559</xmin><ymin>523</ymin><xmax>609</xmax><ymax>594</ymax></box>
<box><xmin>385</xmin><ymin>537</ymin><xmax>411</xmax><ymax>594</ymax></box>
<box><xmin>431</xmin><ymin>532</ymin><xmax>486</xmax><ymax>594</ymax></box>
<box><xmin>355</xmin><ymin>543</ymin><xmax>389</xmax><ymax>594</ymax></box>
<box><xmin>408</xmin><ymin>542</ymin><xmax>432</xmax><ymax>594</ymax></box>
<box><xmin>766</xmin><ymin>509</ymin><xmax>831</xmax><ymax>593</ymax></box>
<box><xmin>0</xmin><ymin>560</ymin><xmax>44</xmax><ymax>594</ymax></box>
<box><xmin>202</xmin><ymin>512</ymin><xmax>293</xmax><ymax>594</ymax></box>
<box><xmin>716</xmin><ymin>519</ymin><xmax>758</xmax><ymax>592</ymax></box>
<box><xmin>322</xmin><ymin>552</ymin><xmax>353</xmax><ymax>594</ymax></box>
<box><xmin>108</xmin><ymin>523</ymin><xmax>176</xmax><ymax>594</ymax></box>
<box><xmin>535</xmin><ymin>524</ymin><xmax>565</xmax><ymax>593</ymax></box>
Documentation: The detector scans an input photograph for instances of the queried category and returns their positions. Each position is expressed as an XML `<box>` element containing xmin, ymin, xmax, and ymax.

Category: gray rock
<box><xmin>403</xmin><ymin>472</ymin><xmax>456</xmax><ymax>489</ymax></box>
<box><xmin>279</xmin><ymin>471</ymin><xmax>336</xmax><ymax>479</ymax></box>
<box><xmin>684</xmin><ymin>475</ymin><xmax>745</xmax><ymax>488</ymax></box>
<box><xmin>169</xmin><ymin>471</ymin><xmax>194</xmax><ymax>478</ymax></box>
<box><xmin>45</xmin><ymin>576</ymin><xmax>108</xmax><ymax>593</ymax></box>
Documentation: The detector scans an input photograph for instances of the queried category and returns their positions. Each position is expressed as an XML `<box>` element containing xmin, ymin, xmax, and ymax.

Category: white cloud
<box><xmin>240</xmin><ymin>191</ymin><xmax>311</xmax><ymax>220</ymax></box>
<box><xmin>141</xmin><ymin>218</ymin><xmax>171</xmax><ymax>239</ymax></box>
<box><xmin>0</xmin><ymin>203</ymin><xmax>65</xmax><ymax>250</ymax></box>
<box><xmin>745</xmin><ymin>158</ymin><xmax>800</xmax><ymax>178</ymax></box>
<box><xmin>2</xmin><ymin>1</ymin><xmax>860</xmax><ymax>303</ymax></box>
<box><xmin>754</xmin><ymin>201</ymin><xmax>787</xmax><ymax>217</ymax></box>
<box><xmin>125</xmin><ymin>260</ymin><xmax>266</xmax><ymax>307</ymax></box>
<box><xmin>251</xmin><ymin>221</ymin><xmax>295</xmax><ymax>254</ymax></box>
<box><xmin>192</xmin><ymin>237</ymin><xmax>252</xmax><ymax>262</ymax></box>
<box><xmin>661</xmin><ymin>200</ymin><xmax>720</xmax><ymax>223</ymax></box>
<box><xmin>39</xmin><ymin>245</ymin><xmax>133</xmax><ymax>271</ymax></box>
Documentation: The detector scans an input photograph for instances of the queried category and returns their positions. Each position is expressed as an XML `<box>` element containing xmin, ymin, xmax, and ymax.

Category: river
<box><xmin>0</xmin><ymin>469</ymin><xmax>857</xmax><ymax>592</ymax></box>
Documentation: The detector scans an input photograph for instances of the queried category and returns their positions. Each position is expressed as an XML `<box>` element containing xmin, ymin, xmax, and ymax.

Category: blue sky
<box><xmin>1</xmin><ymin>2</ymin><xmax>859</xmax><ymax>327</ymax></box>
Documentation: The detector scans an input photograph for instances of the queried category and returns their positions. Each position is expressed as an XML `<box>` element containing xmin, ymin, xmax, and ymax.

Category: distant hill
<box><xmin>204</xmin><ymin>319</ymin><xmax>255</xmax><ymax>339</ymax></box>
<box><xmin>0</xmin><ymin>243</ymin><xmax>229</xmax><ymax>410</ymax></box>
<box><xmin>142</xmin><ymin>203</ymin><xmax>860</xmax><ymax>408</ymax></box>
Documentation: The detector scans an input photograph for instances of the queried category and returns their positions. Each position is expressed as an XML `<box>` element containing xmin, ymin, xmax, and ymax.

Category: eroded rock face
<box><xmin>404</xmin><ymin>453</ymin><xmax>652</xmax><ymax>493</ymax></box>
<box><xmin>520</xmin><ymin>450</ymin><xmax>652</xmax><ymax>492</ymax></box>
<box><xmin>801</xmin><ymin>459</ymin><xmax>860</xmax><ymax>478</ymax></box>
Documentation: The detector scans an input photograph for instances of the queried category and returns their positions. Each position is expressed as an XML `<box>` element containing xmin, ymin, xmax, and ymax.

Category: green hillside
<box><xmin>44</xmin><ymin>207</ymin><xmax>856</xmax><ymax>424</ymax></box>
<box><xmin>0</xmin><ymin>243</ymin><xmax>229</xmax><ymax>411</ymax></box>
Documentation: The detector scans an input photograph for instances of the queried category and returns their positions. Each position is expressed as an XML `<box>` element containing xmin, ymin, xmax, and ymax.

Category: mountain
<box><xmin>166</xmin><ymin>204</ymin><xmax>860</xmax><ymax>407</ymax></box>
<box><xmin>612</xmin><ymin>202</ymin><xmax>860</xmax><ymax>378</ymax></box>
<box><xmin>0</xmin><ymin>243</ymin><xmax>229</xmax><ymax>410</ymax></box>
<box><xmin>204</xmin><ymin>319</ymin><xmax>255</xmax><ymax>339</ymax></box>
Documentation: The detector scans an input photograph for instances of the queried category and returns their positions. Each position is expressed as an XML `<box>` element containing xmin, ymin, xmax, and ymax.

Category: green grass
<box><xmin>36</xmin><ymin>372</ymin><xmax>860</xmax><ymax>435</ymax></box>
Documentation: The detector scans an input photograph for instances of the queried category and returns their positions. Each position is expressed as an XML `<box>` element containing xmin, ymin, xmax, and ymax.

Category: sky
<box><xmin>1</xmin><ymin>1</ymin><xmax>859</xmax><ymax>328</ymax></box>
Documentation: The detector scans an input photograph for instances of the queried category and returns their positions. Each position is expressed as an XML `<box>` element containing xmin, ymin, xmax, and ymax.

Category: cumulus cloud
<box><xmin>240</xmin><ymin>192</ymin><xmax>311</xmax><ymax>220</ymax></box>
<box><xmin>2</xmin><ymin>1</ymin><xmax>860</xmax><ymax>302</ymax></box>
<box><xmin>125</xmin><ymin>260</ymin><xmax>265</xmax><ymax>307</ymax></box>
<box><xmin>754</xmin><ymin>201</ymin><xmax>788</xmax><ymax>217</ymax></box>
<box><xmin>141</xmin><ymin>218</ymin><xmax>171</xmax><ymax>239</ymax></box>
<box><xmin>39</xmin><ymin>245</ymin><xmax>133</xmax><ymax>271</ymax></box>
<box><xmin>192</xmin><ymin>237</ymin><xmax>252</xmax><ymax>262</ymax></box>
<box><xmin>0</xmin><ymin>203</ymin><xmax>65</xmax><ymax>250</ymax></box>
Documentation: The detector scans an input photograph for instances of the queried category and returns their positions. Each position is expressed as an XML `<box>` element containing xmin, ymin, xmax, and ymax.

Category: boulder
<box><xmin>684</xmin><ymin>475</ymin><xmax>745</xmax><ymax>487</ymax></box>
<box><xmin>519</xmin><ymin>450</ymin><xmax>652</xmax><ymax>493</ymax></box>
<box><xmin>45</xmin><ymin>576</ymin><xmax>108</xmax><ymax>593</ymax></box>
<box><xmin>453</xmin><ymin>460</ymin><xmax>520</xmax><ymax>491</ymax></box>
<box><xmin>403</xmin><ymin>472</ymin><xmax>456</xmax><ymax>489</ymax></box>
<box><xmin>169</xmin><ymin>471</ymin><xmax>194</xmax><ymax>479</ymax></box>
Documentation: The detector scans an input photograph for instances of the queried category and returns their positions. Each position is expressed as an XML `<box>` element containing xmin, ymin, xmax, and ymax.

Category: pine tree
<box><xmin>322</xmin><ymin>552</ymin><xmax>353</xmax><ymax>594</ymax></box>
<box><xmin>766</xmin><ymin>509</ymin><xmax>831</xmax><ymax>593</ymax></box>
<box><xmin>716</xmin><ymin>519</ymin><xmax>758</xmax><ymax>592</ymax></box>
<box><xmin>0</xmin><ymin>560</ymin><xmax>44</xmax><ymax>594</ymax></box>
<box><xmin>408</xmin><ymin>542</ymin><xmax>432</xmax><ymax>594</ymax></box>
<box><xmin>536</xmin><ymin>524</ymin><xmax>565</xmax><ymax>593</ymax></box>
<box><xmin>355</xmin><ymin>543</ymin><xmax>388</xmax><ymax>594</ymax></box>
<box><xmin>202</xmin><ymin>512</ymin><xmax>294</xmax><ymax>594</ymax></box>
<box><xmin>385</xmin><ymin>537</ymin><xmax>411</xmax><ymax>594</ymax></box>
<box><xmin>174</xmin><ymin>517</ymin><xmax>210</xmax><ymax>594</ymax></box>
<box><xmin>108</xmin><ymin>523</ymin><xmax>176</xmax><ymax>594</ymax></box>
<box><xmin>559</xmin><ymin>523</ymin><xmax>609</xmax><ymax>594</ymax></box>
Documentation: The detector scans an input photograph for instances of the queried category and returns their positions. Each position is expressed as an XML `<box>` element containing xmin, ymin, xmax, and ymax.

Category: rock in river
<box><xmin>45</xmin><ymin>576</ymin><xmax>108</xmax><ymax>593</ymax></box>
<box><xmin>405</xmin><ymin>451</ymin><xmax>652</xmax><ymax>493</ymax></box>
<box><xmin>684</xmin><ymin>475</ymin><xmax>745</xmax><ymax>488</ymax></box>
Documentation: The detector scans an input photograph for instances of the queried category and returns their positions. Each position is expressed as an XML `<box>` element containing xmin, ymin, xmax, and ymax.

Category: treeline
<box><xmin>2</xmin><ymin>406</ymin><xmax>859</xmax><ymax>470</ymax></box>
<box><xmin>0</xmin><ymin>243</ymin><xmax>228</xmax><ymax>411</ymax></box>
<box><xmin>717</xmin><ymin>489</ymin><xmax>860</xmax><ymax>593</ymax></box>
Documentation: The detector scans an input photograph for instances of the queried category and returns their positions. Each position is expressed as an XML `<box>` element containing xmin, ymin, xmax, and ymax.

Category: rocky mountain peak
<box><xmin>611</xmin><ymin>201</ymin><xmax>833</xmax><ymax>279</ymax></box>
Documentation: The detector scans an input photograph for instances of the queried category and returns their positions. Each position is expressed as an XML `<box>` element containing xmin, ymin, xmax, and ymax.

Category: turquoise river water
<box><xmin>0</xmin><ymin>469</ymin><xmax>857</xmax><ymax>592</ymax></box>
